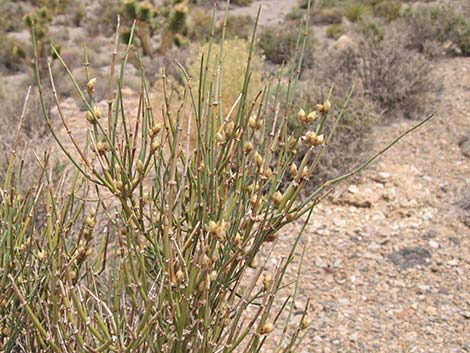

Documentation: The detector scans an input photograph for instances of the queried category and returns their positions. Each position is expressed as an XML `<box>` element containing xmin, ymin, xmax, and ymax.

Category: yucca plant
<box><xmin>1</xmin><ymin>1</ymin><xmax>433</xmax><ymax>352</ymax></box>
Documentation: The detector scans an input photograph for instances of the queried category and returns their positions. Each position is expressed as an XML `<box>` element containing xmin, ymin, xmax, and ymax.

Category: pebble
<box><xmin>315</xmin><ymin>257</ymin><xmax>327</xmax><ymax>268</ymax></box>
<box><xmin>348</xmin><ymin>185</ymin><xmax>359</xmax><ymax>194</ymax></box>
<box><xmin>429</xmin><ymin>240</ymin><xmax>440</xmax><ymax>249</ymax></box>
<box><xmin>374</xmin><ymin>172</ymin><xmax>391</xmax><ymax>183</ymax></box>
<box><xmin>461</xmin><ymin>311</ymin><xmax>470</xmax><ymax>319</ymax></box>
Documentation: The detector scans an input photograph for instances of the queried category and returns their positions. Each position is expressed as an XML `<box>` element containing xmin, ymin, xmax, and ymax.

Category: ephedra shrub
<box><xmin>0</xmin><ymin>1</ymin><xmax>432</xmax><ymax>351</ymax></box>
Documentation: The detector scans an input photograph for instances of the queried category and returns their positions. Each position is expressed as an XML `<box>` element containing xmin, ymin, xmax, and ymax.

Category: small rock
<box><xmin>425</xmin><ymin>306</ymin><xmax>438</xmax><ymax>316</ymax></box>
<box><xmin>332</xmin><ymin>35</ymin><xmax>359</xmax><ymax>53</ymax></box>
<box><xmin>448</xmin><ymin>236</ymin><xmax>460</xmax><ymax>245</ymax></box>
<box><xmin>459</xmin><ymin>136</ymin><xmax>470</xmax><ymax>158</ymax></box>
<box><xmin>368</xmin><ymin>242</ymin><xmax>381</xmax><ymax>250</ymax></box>
<box><xmin>348</xmin><ymin>185</ymin><xmax>359</xmax><ymax>194</ymax></box>
<box><xmin>338</xmin><ymin>298</ymin><xmax>350</xmax><ymax>305</ymax></box>
<box><xmin>461</xmin><ymin>311</ymin><xmax>470</xmax><ymax>319</ymax></box>
<box><xmin>374</xmin><ymin>172</ymin><xmax>391</xmax><ymax>184</ymax></box>
<box><xmin>447</xmin><ymin>259</ymin><xmax>459</xmax><ymax>266</ymax></box>
<box><xmin>333</xmin><ymin>258</ymin><xmax>342</xmax><ymax>267</ymax></box>
<box><xmin>315</xmin><ymin>257</ymin><xmax>327</xmax><ymax>268</ymax></box>
<box><xmin>416</xmin><ymin>284</ymin><xmax>432</xmax><ymax>294</ymax></box>
<box><xmin>422</xmin><ymin>175</ymin><xmax>433</xmax><ymax>182</ymax></box>
<box><xmin>429</xmin><ymin>240</ymin><xmax>440</xmax><ymax>249</ymax></box>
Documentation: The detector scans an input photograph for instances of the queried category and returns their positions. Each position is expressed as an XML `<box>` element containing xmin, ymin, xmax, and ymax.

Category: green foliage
<box><xmin>24</xmin><ymin>6</ymin><xmax>52</xmax><ymax>41</ymax></box>
<box><xmin>373</xmin><ymin>0</ymin><xmax>402</xmax><ymax>22</ymax></box>
<box><xmin>23</xmin><ymin>6</ymin><xmax>54</xmax><ymax>73</ymax></box>
<box><xmin>232</xmin><ymin>0</ymin><xmax>253</xmax><ymax>6</ymax></box>
<box><xmin>0</xmin><ymin>34</ymin><xmax>26</xmax><ymax>72</ymax></box>
<box><xmin>317</xmin><ymin>0</ymin><xmax>345</xmax><ymax>8</ymax></box>
<box><xmin>358</xmin><ymin>19</ymin><xmax>385</xmax><ymax>41</ymax></box>
<box><xmin>326</xmin><ymin>23</ymin><xmax>344</xmax><ymax>39</ymax></box>
<box><xmin>119</xmin><ymin>0</ymin><xmax>191</xmax><ymax>55</ymax></box>
<box><xmin>120</xmin><ymin>0</ymin><xmax>160</xmax><ymax>55</ymax></box>
<box><xmin>258</xmin><ymin>25</ymin><xmax>315</xmax><ymax>69</ymax></box>
<box><xmin>169</xmin><ymin>2</ymin><xmax>188</xmax><ymax>34</ymax></box>
<box><xmin>344</xmin><ymin>2</ymin><xmax>370</xmax><ymax>23</ymax></box>
<box><xmin>453</xmin><ymin>17</ymin><xmax>470</xmax><ymax>56</ymax></box>
<box><xmin>0</xmin><ymin>2</ymin><xmax>435</xmax><ymax>351</ymax></box>
<box><xmin>285</xmin><ymin>6</ymin><xmax>304</xmax><ymax>21</ymax></box>
<box><xmin>1</xmin><ymin>7</ymin><xmax>353</xmax><ymax>351</ymax></box>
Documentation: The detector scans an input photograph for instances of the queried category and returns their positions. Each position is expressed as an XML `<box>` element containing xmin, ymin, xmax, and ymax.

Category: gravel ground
<box><xmin>263</xmin><ymin>57</ymin><xmax>470</xmax><ymax>352</ymax></box>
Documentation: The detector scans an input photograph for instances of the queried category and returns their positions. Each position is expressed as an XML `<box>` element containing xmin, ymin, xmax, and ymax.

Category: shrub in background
<box><xmin>258</xmin><ymin>25</ymin><xmax>315</xmax><ymax>69</ymax></box>
<box><xmin>0</xmin><ymin>34</ymin><xmax>26</xmax><ymax>73</ymax></box>
<box><xmin>357</xmin><ymin>31</ymin><xmax>435</xmax><ymax>115</ymax></box>
<box><xmin>221</xmin><ymin>14</ymin><xmax>255</xmax><ymax>40</ymax></box>
<box><xmin>404</xmin><ymin>4</ymin><xmax>470</xmax><ymax>57</ymax></box>
<box><xmin>0</xmin><ymin>88</ymin><xmax>52</xmax><ymax>187</ymax></box>
<box><xmin>83</xmin><ymin>0</ymin><xmax>121</xmax><ymax>37</ymax></box>
<box><xmin>0</xmin><ymin>1</ymin><xmax>27</xmax><ymax>32</ymax></box>
<box><xmin>286</xmin><ymin>48</ymin><xmax>377</xmax><ymax>187</ymax></box>
<box><xmin>452</xmin><ymin>16</ymin><xmax>470</xmax><ymax>56</ymax></box>
<box><xmin>372</xmin><ymin>0</ymin><xmax>402</xmax><ymax>22</ymax></box>
<box><xmin>24</xmin><ymin>6</ymin><xmax>54</xmax><ymax>74</ymax></box>
<box><xmin>188</xmin><ymin>8</ymin><xmax>213</xmax><ymax>41</ymax></box>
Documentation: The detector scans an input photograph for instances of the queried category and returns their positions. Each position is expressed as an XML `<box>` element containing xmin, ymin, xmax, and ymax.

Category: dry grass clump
<box><xmin>189</xmin><ymin>38</ymin><xmax>264</xmax><ymax>118</ymax></box>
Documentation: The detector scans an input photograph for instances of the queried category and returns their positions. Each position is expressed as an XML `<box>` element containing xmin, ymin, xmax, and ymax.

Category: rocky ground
<box><xmin>269</xmin><ymin>57</ymin><xmax>470</xmax><ymax>352</ymax></box>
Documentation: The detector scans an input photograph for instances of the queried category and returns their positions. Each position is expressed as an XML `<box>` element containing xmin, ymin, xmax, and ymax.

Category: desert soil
<box><xmin>268</xmin><ymin>57</ymin><xmax>470</xmax><ymax>352</ymax></box>
<box><xmin>217</xmin><ymin>0</ymin><xmax>300</xmax><ymax>26</ymax></box>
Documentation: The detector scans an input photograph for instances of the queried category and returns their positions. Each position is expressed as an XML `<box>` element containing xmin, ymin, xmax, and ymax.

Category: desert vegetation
<box><xmin>0</xmin><ymin>0</ymin><xmax>469</xmax><ymax>352</ymax></box>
